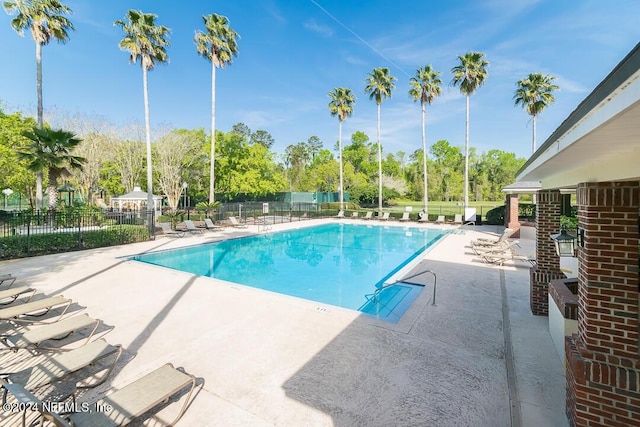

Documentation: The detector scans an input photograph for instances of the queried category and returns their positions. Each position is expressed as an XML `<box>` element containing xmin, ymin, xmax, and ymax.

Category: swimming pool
<box><xmin>132</xmin><ymin>223</ymin><xmax>447</xmax><ymax>322</ymax></box>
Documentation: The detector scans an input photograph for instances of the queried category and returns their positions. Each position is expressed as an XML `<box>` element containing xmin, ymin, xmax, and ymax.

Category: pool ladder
<box><xmin>372</xmin><ymin>268</ymin><xmax>438</xmax><ymax>306</ymax></box>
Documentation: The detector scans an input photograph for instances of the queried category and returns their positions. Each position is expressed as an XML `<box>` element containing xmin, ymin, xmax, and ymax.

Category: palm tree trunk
<box><xmin>143</xmin><ymin>66</ymin><xmax>154</xmax><ymax>214</ymax></box>
<box><xmin>35</xmin><ymin>42</ymin><xmax>43</xmax><ymax>211</ymax></box>
<box><xmin>338</xmin><ymin>119</ymin><xmax>344</xmax><ymax>211</ymax></box>
<box><xmin>532</xmin><ymin>114</ymin><xmax>537</xmax><ymax>153</ymax></box>
<box><xmin>377</xmin><ymin>103</ymin><xmax>383</xmax><ymax>213</ymax></box>
<box><xmin>464</xmin><ymin>94</ymin><xmax>470</xmax><ymax>212</ymax></box>
<box><xmin>209</xmin><ymin>61</ymin><xmax>216</xmax><ymax>203</ymax></box>
<box><xmin>421</xmin><ymin>102</ymin><xmax>428</xmax><ymax>215</ymax></box>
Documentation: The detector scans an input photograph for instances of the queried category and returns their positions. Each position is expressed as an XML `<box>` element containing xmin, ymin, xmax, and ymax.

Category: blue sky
<box><xmin>2</xmin><ymin>0</ymin><xmax>639</xmax><ymax>161</ymax></box>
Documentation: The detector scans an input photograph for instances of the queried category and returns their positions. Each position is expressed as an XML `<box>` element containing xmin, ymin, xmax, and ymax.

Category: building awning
<box><xmin>516</xmin><ymin>42</ymin><xmax>640</xmax><ymax>190</ymax></box>
<box><xmin>502</xmin><ymin>181</ymin><xmax>541</xmax><ymax>194</ymax></box>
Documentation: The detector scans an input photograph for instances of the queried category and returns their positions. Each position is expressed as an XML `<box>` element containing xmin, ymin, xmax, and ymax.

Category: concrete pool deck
<box><xmin>0</xmin><ymin>220</ymin><xmax>568</xmax><ymax>426</ymax></box>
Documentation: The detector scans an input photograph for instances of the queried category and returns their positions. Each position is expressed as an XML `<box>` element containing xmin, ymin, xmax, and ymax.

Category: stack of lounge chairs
<box><xmin>0</xmin><ymin>273</ymin><xmax>198</xmax><ymax>426</ymax></box>
<box><xmin>468</xmin><ymin>228</ymin><xmax>536</xmax><ymax>267</ymax></box>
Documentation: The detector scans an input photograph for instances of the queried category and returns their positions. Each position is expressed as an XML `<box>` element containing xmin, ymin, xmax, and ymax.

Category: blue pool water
<box><xmin>132</xmin><ymin>223</ymin><xmax>446</xmax><ymax>322</ymax></box>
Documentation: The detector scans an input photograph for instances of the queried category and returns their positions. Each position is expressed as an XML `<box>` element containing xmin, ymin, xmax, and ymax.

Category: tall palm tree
<box><xmin>409</xmin><ymin>65</ymin><xmax>442</xmax><ymax>216</ymax></box>
<box><xmin>514</xmin><ymin>72</ymin><xmax>559</xmax><ymax>153</ymax></box>
<box><xmin>328</xmin><ymin>87</ymin><xmax>356</xmax><ymax>211</ymax></box>
<box><xmin>18</xmin><ymin>127</ymin><xmax>84</xmax><ymax>210</ymax></box>
<box><xmin>115</xmin><ymin>10</ymin><xmax>170</xmax><ymax>213</ymax></box>
<box><xmin>451</xmin><ymin>52</ymin><xmax>488</xmax><ymax>213</ymax></box>
<box><xmin>4</xmin><ymin>0</ymin><xmax>74</xmax><ymax>210</ymax></box>
<box><xmin>195</xmin><ymin>13</ymin><xmax>239</xmax><ymax>204</ymax></box>
<box><xmin>364</xmin><ymin>67</ymin><xmax>396</xmax><ymax>213</ymax></box>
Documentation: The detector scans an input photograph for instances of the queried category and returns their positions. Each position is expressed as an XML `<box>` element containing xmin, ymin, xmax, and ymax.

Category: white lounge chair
<box><xmin>418</xmin><ymin>212</ymin><xmax>429</xmax><ymax>222</ymax></box>
<box><xmin>350</xmin><ymin>212</ymin><xmax>359</xmax><ymax>219</ymax></box>
<box><xmin>0</xmin><ymin>285</ymin><xmax>35</xmax><ymax>306</ymax></box>
<box><xmin>435</xmin><ymin>215</ymin><xmax>446</xmax><ymax>224</ymax></box>
<box><xmin>184</xmin><ymin>219</ymin><xmax>205</xmax><ymax>234</ymax></box>
<box><xmin>37</xmin><ymin>363</ymin><xmax>197</xmax><ymax>427</ymax></box>
<box><xmin>204</xmin><ymin>218</ymin><xmax>222</xmax><ymax>231</ymax></box>
<box><xmin>0</xmin><ymin>274</ymin><xmax>16</xmax><ymax>288</ymax></box>
<box><xmin>361</xmin><ymin>211</ymin><xmax>373</xmax><ymax>220</ymax></box>
<box><xmin>159</xmin><ymin>222</ymin><xmax>184</xmax><ymax>238</ymax></box>
<box><xmin>1</xmin><ymin>338</ymin><xmax>122</xmax><ymax>403</ymax></box>
<box><xmin>453</xmin><ymin>214</ymin><xmax>463</xmax><ymax>225</ymax></box>
<box><xmin>2</xmin><ymin>313</ymin><xmax>101</xmax><ymax>351</ymax></box>
<box><xmin>480</xmin><ymin>251</ymin><xmax>536</xmax><ymax>267</ymax></box>
<box><xmin>335</xmin><ymin>210</ymin><xmax>345</xmax><ymax>218</ymax></box>
<box><xmin>471</xmin><ymin>228</ymin><xmax>515</xmax><ymax>247</ymax></box>
<box><xmin>472</xmin><ymin>240</ymin><xmax>520</xmax><ymax>256</ymax></box>
<box><xmin>399</xmin><ymin>212</ymin><xmax>410</xmax><ymax>222</ymax></box>
<box><xmin>0</xmin><ymin>296</ymin><xmax>72</xmax><ymax>324</ymax></box>
<box><xmin>229</xmin><ymin>216</ymin><xmax>248</xmax><ymax>228</ymax></box>
<box><xmin>378</xmin><ymin>212</ymin><xmax>390</xmax><ymax>221</ymax></box>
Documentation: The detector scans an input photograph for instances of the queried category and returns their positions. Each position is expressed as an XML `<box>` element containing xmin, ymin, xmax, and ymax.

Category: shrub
<box><xmin>0</xmin><ymin>225</ymin><xmax>149</xmax><ymax>259</ymax></box>
<box><xmin>485</xmin><ymin>205</ymin><xmax>505</xmax><ymax>225</ymax></box>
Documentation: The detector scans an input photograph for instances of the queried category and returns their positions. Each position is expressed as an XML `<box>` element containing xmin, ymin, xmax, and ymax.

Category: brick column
<box><xmin>566</xmin><ymin>181</ymin><xmax>640</xmax><ymax>427</ymax></box>
<box><xmin>505</xmin><ymin>193</ymin><xmax>521</xmax><ymax>238</ymax></box>
<box><xmin>530</xmin><ymin>189</ymin><xmax>566</xmax><ymax>315</ymax></box>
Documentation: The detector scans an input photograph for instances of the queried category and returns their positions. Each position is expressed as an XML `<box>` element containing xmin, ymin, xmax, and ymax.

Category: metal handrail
<box><xmin>372</xmin><ymin>268</ymin><xmax>438</xmax><ymax>306</ymax></box>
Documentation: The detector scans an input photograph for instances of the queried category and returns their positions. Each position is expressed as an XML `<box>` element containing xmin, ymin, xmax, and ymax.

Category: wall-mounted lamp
<box><xmin>576</xmin><ymin>227</ymin><xmax>585</xmax><ymax>248</ymax></box>
<box><xmin>550</xmin><ymin>229</ymin><xmax>577</xmax><ymax>257</ymax></box>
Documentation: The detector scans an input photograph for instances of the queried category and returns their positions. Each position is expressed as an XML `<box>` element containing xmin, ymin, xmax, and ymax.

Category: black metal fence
<box><xmin>0</xmin><ymin>208</ymin><xmax>154</xmax><ymax>259</ymax></box>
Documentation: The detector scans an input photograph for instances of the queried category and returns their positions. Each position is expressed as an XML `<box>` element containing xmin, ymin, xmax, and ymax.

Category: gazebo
<box><xmin>110</xmin><ymin>186</ymin><xmax>162</xmax><ymax>215</ymax></box>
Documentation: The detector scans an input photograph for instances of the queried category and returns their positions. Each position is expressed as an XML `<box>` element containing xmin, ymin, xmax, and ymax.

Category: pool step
<box><xmin>359</xmin><ymin>283</ymin><xmax>423</xmax><ymax>321</ymax></box>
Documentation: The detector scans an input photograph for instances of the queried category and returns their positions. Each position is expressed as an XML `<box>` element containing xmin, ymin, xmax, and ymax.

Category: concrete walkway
<box><xmin>0</xmin><ymin>220</ymin><xmax>568</xmax><ymax>426</ymax></box>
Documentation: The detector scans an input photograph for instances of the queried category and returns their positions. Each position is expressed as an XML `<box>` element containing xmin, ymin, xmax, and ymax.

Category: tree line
<box><xmin>0</xmin><ymin>110</ymin><xmax>525</xmax><ymax>209</ymax></box>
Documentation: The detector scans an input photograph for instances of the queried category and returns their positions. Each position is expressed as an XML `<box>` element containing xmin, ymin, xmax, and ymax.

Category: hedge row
<box><xmin>0</xmin><ymin>225</ymin><xmax>149</xmax><ymax>259</ymax></box>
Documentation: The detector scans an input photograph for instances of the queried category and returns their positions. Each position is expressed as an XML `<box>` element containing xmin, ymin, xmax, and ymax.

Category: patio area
<box><xmin>0</xmin><ymin>220</ymin><xmax>567</xmax><ymax>426</ymax></box>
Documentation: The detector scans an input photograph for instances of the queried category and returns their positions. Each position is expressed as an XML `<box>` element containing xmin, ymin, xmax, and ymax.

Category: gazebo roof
<box><xmin>111</xmin><ymin>186</ymin><xmax>162</xmax><ymax>201</ymax></box>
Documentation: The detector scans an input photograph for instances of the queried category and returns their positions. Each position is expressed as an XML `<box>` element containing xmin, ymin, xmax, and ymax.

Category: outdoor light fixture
<box><xmin>577</xmin><ymin>227</ymin><xmax>585</xmax><ymax>248</ymax></box>
<box><xmin>550</xmin><ymin>229</ymin><xmax>577</xmax><ymax>257</ymax></box>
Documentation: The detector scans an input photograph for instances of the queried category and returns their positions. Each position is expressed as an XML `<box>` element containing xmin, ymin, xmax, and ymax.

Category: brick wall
<box><xmin>506</xmin><ymin>194</ymin><xmax>521</xmax><ymax>238</ymax></box>
<box><xmin>531</xmin><ymin>189</ymin><xmax>566</xmax><ymax>315</ymax></box>
<box><xmin>566</xmin><ymin>181</ymin><xmax>640</xmax><ymax>426</ymax></box>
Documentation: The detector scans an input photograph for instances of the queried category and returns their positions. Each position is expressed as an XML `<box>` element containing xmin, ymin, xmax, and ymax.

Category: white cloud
<box><xmin>304</xmin><ymin>20</ymin><xmax>333</xmax><ymax>37</ymax></box>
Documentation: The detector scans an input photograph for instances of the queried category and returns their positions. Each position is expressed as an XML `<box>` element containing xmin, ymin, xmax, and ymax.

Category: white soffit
<box><xmin>517</xmin><ymin>69</ymin><xmax>640</xmax><ymax>189</ymax></box>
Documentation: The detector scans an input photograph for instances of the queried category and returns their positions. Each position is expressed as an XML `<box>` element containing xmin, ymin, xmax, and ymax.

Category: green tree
<box><xmin>430</xmin><ymin>140</ymin><xmax>463</xmax><ymax>201</ymax></box>
<box><xmin>216</xmin><ymin>130</ymin><xmax>285</xmax><ymax>197</ymax></box>
<box><xmin>514</xmin><ymin>72</ymin><xmax>559</xmax><ymax>153</ymax></box>
<box><xmin>343</xmin><ymin>131</ymin><xmax>377</xmax><ymax>178</ymax></box>
<box><xmin>195</xmin><ymin>13</ymin><xmax>239</xmax><ymax>203</ymax></box>
<box><xmin>364</xmin><ymin>67</ymin><xmax>396</xmax><ymax>212</ymax></box>
<box><xmin>409</xmin><ymin>65</ymin><xmax>442</xmax><ymax>215</ymax></box>
<box><xmin>4</xmin><ymin>0</ymin><xmax>74</xmax><ymax>210</ymax></box>
<box><xmin>18</xmin><ymin>127</ymin><xmax>84</xmax><ymax>210</ymax></box>
<box><xmin>451</xmin><ymin>52</ymin><xmax>488</xmax><ymax>211</ymax></box>
<box><xmin>250</xmin><ymin>130</ymin><xmax>274</xmax><ymax>149</ymax></box>
<box><xmin>154</xmin><ymin>130</ymin><xmax>204</xmax><ymax>209</ymax></box>
<box><xmin>115</xmin><ymin>9</ymin><xmax>170</xmax><ymax>212</ymax></box>
<box><xmin>0</xmin><ymin>112</ymin><xmax>38</xmax><ymax>206</ymax></box>
<box><xmin>328</xmin><ymin>87</ymin><xmax>355</xmax><ymax>210</ymax></box>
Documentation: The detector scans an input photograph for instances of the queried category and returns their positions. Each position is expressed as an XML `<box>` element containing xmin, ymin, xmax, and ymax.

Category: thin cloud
<box><xmin>304</xmin><ymin>20</ymin><xmax>333</xmax><ymax>37</ymax></box>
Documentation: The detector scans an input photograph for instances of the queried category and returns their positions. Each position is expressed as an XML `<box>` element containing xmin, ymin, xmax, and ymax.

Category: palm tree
<box><xmin>451</xmin><ymin>52</ymin><xmax>488</xmax><ymax>214</ymax></box>
<box><xmin>115</xmin><ymin>10</ymin><xmax>170</xmax><ymax>214</ymax></box>
<box><xmin>18</xmin><ymin>127</ymin><xmax>84</xmax><ymax>210</ymax></box>
<box><xmin>514</xmin><ymin>73</ymin><xmax>559</xmax><ymax>153</ymax></box>
<box><xmin>364</xmin><ymin>67</ymin><xmax>396</xmax><ymax>213</ymax></box>
<box><xmin>409</xmin><ymin>65</ymin><xmax>442</xmax><ymax>216</ymax></box>
<box><xmin>195</xmin><ymin>13</ymin><xmax>239</xmax><ymax>204</ymax></box>
<box><xmin>328</xmin><ymin>87</ymin><xmax>356</xmax><ymax>211</ymax></box>
<box><xmin>4</xmin><ymin>0</ymin><xmax>74</xmax><ymax>210</ymax></box>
